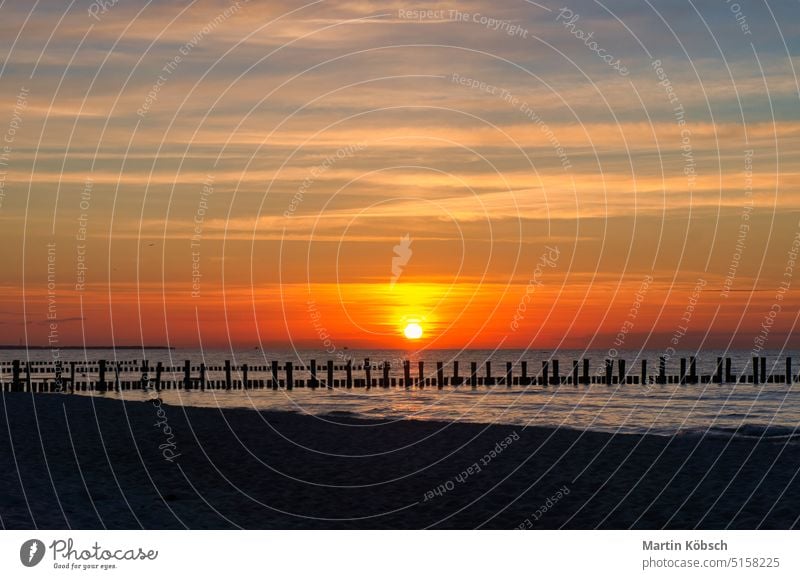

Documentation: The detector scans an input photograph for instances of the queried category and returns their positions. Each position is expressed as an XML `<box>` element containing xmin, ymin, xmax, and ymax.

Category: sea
<box><xmin>2</xmin><ymin>348</ymin><xmax>799</xmax><ymax>439</ymax></box>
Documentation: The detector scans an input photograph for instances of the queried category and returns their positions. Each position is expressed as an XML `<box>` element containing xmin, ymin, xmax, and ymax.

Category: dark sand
<box><xmin>0</xmin><ymin>393</ymin><xmax>798</xmax><ymax>529</ymax></box>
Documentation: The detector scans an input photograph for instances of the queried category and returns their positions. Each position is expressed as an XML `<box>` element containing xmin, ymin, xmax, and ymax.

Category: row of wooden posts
<box><xmin>1</xmin><ymin>356</ymin><xmax>798</xmax><ymax>393</ymax></box>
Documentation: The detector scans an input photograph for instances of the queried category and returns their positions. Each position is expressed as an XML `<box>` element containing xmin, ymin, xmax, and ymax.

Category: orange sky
<box><xmin>1</xmin><ymin>1</ymin><xmax>799</xmax><ymax>351</ymax></box>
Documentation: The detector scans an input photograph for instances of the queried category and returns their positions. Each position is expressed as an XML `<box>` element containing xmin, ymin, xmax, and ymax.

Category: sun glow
<box><xmin>403</xmin><ymin>322</ymin><xmax>423</xmax><ymax>340</ymax></box>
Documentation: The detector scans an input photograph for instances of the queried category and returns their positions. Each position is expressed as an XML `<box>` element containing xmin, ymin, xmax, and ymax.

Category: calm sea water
<box><xmin>2</xmin><ymin>348</ymin><xmax>799</xmax><ymax>438</ymax></box>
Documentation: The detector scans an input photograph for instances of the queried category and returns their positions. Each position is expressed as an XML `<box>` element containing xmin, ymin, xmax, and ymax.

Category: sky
<box><xmin>0</xmin><ymin>0</ymin><xmax>799</xmax><ymax>351</ymax></box>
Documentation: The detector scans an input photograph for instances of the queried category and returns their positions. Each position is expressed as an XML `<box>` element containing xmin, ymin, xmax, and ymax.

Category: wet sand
<box><xmin>0</xmin><ymin>393</ymin><xmax>797</xmax><ymax>529</ymax></box>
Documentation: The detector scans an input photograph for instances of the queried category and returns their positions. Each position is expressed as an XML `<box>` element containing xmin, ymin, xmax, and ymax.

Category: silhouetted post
<box><xmin>114</xmin><ymin>362</ymin><xmax>121</xmax><ymax>392</ymax></box>
<box><xmin>552</xmin><ymin>360</ymin><xmax>559</xmax><ymax>385</ymax></box>
<box><xmin>184</xmin><ymin>360</ymin><xmax>192</xmax><ymax>389</ymax></box>
<box><xmin>285</xmin><ymin>361</ymin><xmax>293</xmax><ymax>390</ymax></box>
<box><xmin>199</xmin><ymin>363</ymin><xmax>206</xmax><ymax>390</ymax></box>
<box><xmin>679</xmin><ymin>358</ymin><xmax>687</xmax><ymax>385</ymax></box>
<box><xmin>25</xmin><ymin>362</ymin><xmax>31</xmax><ymax>393</ymax></box>
<box><xmin>506</xmin><ymin>362</ymin><xmax>513</xmax><ymax>387</ymax></box>
<box><xmin>346</xmin><ymin>360</ymin><xmax>353</xmax><ymax>388</ymax></box>
<box><xmin>752</xmin><ymin>356</ymin><xmax>759</xmax><ymax>384</ymax></box>
<box><xmin>605</xmin><ymin>359</ymin><xmax>613</xmax><ymax>385</ymax></box>
<box><xmin>659</xmin><ymin>356</ymin><xmax>666</xmax><ymax>385</ymax></box>
<box><xmin>485</xmin><ymin>361</ymin><xmax>492</xmax><ymax>385</ymax></box>
<box><xmin>12</xmin><ymin>360</ymin><xmax>20</xmax><ymax>392</ymax></box>
<box><xmin>760</xmin><ymin>357</ymin><xmax>766</xmax><ymax>383</ymax></box>
<box><xmin>618</xmin><ymin>359</ymin><xmax>626</xmax><ymax>384</ymax></box>
<box><xmin>98</xmin><ymin>359</ymin><xmax>107</xmax><ymax>392</ymax></box>
<box><xmin>418</xmin><ymin>361</ymin><xmax>424</xmax><ymax>388</ymax></box>
<box><xmin>243</xmin><ymin>364</ymin><xmax>249</xmax><ymax>389</ymax></box>
<box><xmin>521</xmin><ymin>361</ymin><xmax>528</xmax><ymax>385</ymax></box>
<box><xmin>271</xmin><ymin>361</ymin><xmax>279</xmax><ymax>389</ymax></box>
<box><xmin>223</xmin><ymin>360</ymin><xmax>231</xmax><ymax>390</ymax></box>
<box><xmin>714</xmin><ymin>357</ymin><xmax>723</xmax><ymax>384</ymax></box>
<box><xmin>572</xmin><ymin>360</ymin><xmax>579</xmax><ymax>386</ymax></box>
<box><xmin>787</xmin><ymin>357</ymin><xmax>792</xmax><ymax>385</ymax></box>
<box><xmin>641</xmin><ymin>359</ymin><xmax>647</xmax><ymax>385</ymax></box>
<box><xmin>53</xmin><ymin>360</ymin><xmax>62</xmax><ymax>392</ymax></box>
<box><xmin>155</xmin><ymin>362</ymin><xmax>163</xmax><ymax>392</ymax></box>
<box><xmin>326</xmin><ymin>360</ymin><xmax>333</xmax><ymax>389</ymax></box>
<box><xmin>403</xmin><ymin>360</ymin><xmax>411</xmax><ymax>388</ymax></box>
<box><xmin>69</xmin><ymin>361</ymin><xmax>76</xmax><ymax>393</ymax></box>
<box><xmin>453</xmin><ymin>361</ymin><xmax>460</xmax><ymax>386</ymax></box>
<box><xmin>365</xmin><ymin>358</ymin><xmax>371</xmax><ymax>389</ymax></box>
<box><xmin>470</xmin><ymin>361</ymin><xmax>477</xmax><ymax>389</ymax></box>
<box><xmin>140</xmin><ymin>360</ymin><xmax>149</xmax><ymax>391</ymax></box>
<box><xmin>382</xmin><ymin>361</ymin><xmax>390</xmax><ymax>388</ymax></box>
<box><xmin>689</xmin><ymin>356</ymin><xmax>697</xmax><ymax>384</ymax></box>
<box><xmin>542</xmin><ymin>361</ymin><xmax>549</xmax><ymax>387</ymax></box>
<box><xmin>583</xmin><ymin>359</ymin><xmax>590</xmax><ymax>385</ymax></box>
<box><xmin>725</xmin><ymin>358</ymin><xmax>732</xmax><ymax>383</ymax></box>
<box><xmin>437</xmin><ymin>361</ymin><xmax>444</xmax><ymax>389</ymax></box>
<box><xmin>310</xmin><ymin>359</ymin><xmax>318</xmax><ymax>389</ymax></box>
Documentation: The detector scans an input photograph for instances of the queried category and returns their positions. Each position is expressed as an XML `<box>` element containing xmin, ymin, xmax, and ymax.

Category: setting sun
<box><xmin>403</xmin><ymin>322</ymin><xmax>424</xmax><ymax>340</ymax></box>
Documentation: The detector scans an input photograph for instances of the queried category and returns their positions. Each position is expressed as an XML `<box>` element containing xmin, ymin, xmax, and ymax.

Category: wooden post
<box><xmin>551</xmin><ymin>360</ymin><xmax>559</xmax><ymax>386</ymax></box>
<box><xmin>506</xmin><ymin>362</ymin><xmax>513</xmax><ymax>387</ymax></box>
<box><xmin>184</xmin><ymin>360</ymin><xmax>192</xmax><ymax>389</ymax></box>
<box><xmin>69</xmin><ymin>361</ymin><xmax>76</xmax><ymax>394</ymax></box>
<box><xmin>689</xmin><ymin>356</ymin><xmax>697</xmax><ymax>384</ymax></box>
<box><xmin>224</xmin><ymin>360</ymin><xmax>231</xmax><ymax>390</ymax></box>
<box><xmin>285</xmin><ymin>361</ymin><xmax>293</xmax><ymax>390</ymax></box>
<box><xmin>418</xmin><ymin>361</ymin><xmax>424</xmax><ymax>388</ymax></box>
<box><xmin>521</xmin><ymin>361</ymin><xmax>528</xmax><ymax>385</ymax></box>
<box><xmin>54</xmin><ymin>360</ymin><xmax>63</xmax><ymax>392</ymax></box>
<box><xmin>310</xmin><ymin>359</ymin><xmax>318</xmax><ymax>389</ymax></box>
<box><xmin>542</xmin><ymin>361</ymin><xmax>549</xmax><ymax>387</ymax></box>
<box><xmin>714</xmin><ymin>357</ymin><xmax>723</xmax><ymax>384</ymax></box>
<box><xmin>140</xmin><ymin>360</ymin><xmax>149</xmax><ymax>390</ymax></box>
<box><xmin>155</xmin><ymin>362</ymin><xmax>163</xmax><ymax>392</ymax></box>
<box><xmin>346</xmin><ymin>360</ymin><xmax>353</xmax><ymax>388</ymax></box>
<box><xmin>583</xmin><ymin>359</ymin><xmax>590</xmax><ymax>385</ymax></box>
<box><xmin>470</xmin><ymin>361</ymin><xmax>477</xmax><ymax>389</ymax></box>
<box><xmin>787</xmin><ymin>357</ymin><xmax>792</xmax><ymax>385</ymax></box>
<box><xmin>572</xmin><ymin>360</ymin><xmax>578</xmax><ymax>386</ymax></box>
<box><xmin>437</xmin><ymin>362</ymin><xmax>444</xmax><ymax>389</ymax></box>
<box><xmin>752</xmin><ymin>356</ymin><xmax>759</xmax><ymax>384</ymax></box>
<box><xmin>604</xmin><ymin>359</ymin><xmax>612</xmax><ymax>385</ymax></box>
<box><xmin>485</xmin><ymin>361</ymin><xmax>492</xmax><ymax>386</ymax></box>
<box><xmin>364</xmin><ymin>358</ymin><xmax>371</xmax><ymax>389</ymax></box>
<box><xmin>641</xmin><ymin>359</ymin><xmax>647</xmax><ymax>386</ymax></box>
<box><xmin>199</xmin><ymin>363</ymin><xmax>206</xmax><ymax>390</ymax></box>
<box><xmin>725</xmin><ymin>358</ymin><xmax>732</xmax><ymax>383</ymax></box>
<box><xmin>11</xmin><ymin>360</ymin><xmax>20</xmax><ymax>392</ymax></box>
<box><xmin>453</xmin><ymin>361</ymin><xmax>460</xmax><ymax>386</ymax></box>
<box><xmin>271</xmin><ymin>361</ymin><xmax>279</xmax><ymax>390</ymax></box>
<box><xmin>242</xmin><ymin>364</ymin><xmax>249</xmax><ymax>390</ymax></box>
<box><xmin>98</xmin><ymin>359</ymin><xmax>107</xmax><ymax>392</ymax></box>
<box><xmin>114</xmin><ymin>362</ymin><xmax>121</xmax><ymax>392</ymax></box>
<box><xmin>618</xmin><ymin>359</ymin><xmax>626</xmax><ymax>384</ymax></box>
<box><xmin>679</xmin><ymin>358</ymin><xmax>687</xmax><ymax>385</ymax></box>
<box><xmin>760</xmin><ymin>357</ymin><xmax>766</xmax><ymax>384</ymax></box>
<box><xmin>382</xmin><ymin>361</ymin><xmax>390</xmax><ymax>388</ymax></box>
<box><xmin>326</xmin><ymin>360</ymin><xmax>333</xmax><ymax>389</ymax></box>
<box><xmin>403</xmin><ymin>360</ymin><xmax>411</xmax><ymax>388</ymax></box>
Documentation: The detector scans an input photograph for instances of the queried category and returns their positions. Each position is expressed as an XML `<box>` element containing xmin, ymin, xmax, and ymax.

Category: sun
<box><xmin>403</xmin><ymin>322</ymin><xmax>423</xmax><ymax>340</ymax></box>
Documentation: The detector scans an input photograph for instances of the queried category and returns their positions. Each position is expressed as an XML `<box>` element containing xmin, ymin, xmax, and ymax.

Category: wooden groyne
<box><xmin>0</xmin><ymin>356</ymin><xmax>797</xmax><ymax>393</ymax></box>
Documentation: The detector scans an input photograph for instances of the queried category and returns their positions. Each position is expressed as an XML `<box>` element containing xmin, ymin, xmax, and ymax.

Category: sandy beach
<box><xmin>0</xmin><ymin>393</ymin><xmax>797</xmax><ymax>529</ymax></box>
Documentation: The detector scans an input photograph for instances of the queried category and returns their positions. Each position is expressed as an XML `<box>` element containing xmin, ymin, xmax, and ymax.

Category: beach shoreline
<box><xmin>0</xmin><ymin>393</ymin><xmax>797</xmax><ymax>529</ymax></box>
